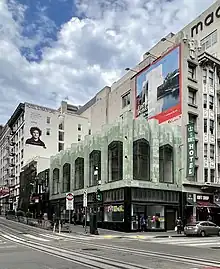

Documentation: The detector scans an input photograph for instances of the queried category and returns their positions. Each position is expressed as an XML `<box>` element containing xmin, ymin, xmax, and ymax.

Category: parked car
<box><xmin>184</xmin><ymin>221</ymin><xmax>220</xmax><ymax>237</ymax></box>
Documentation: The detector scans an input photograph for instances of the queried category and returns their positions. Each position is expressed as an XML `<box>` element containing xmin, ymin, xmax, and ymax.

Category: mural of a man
<box><xmin>25</xmin><ymin>127</ymin><xmax>46</xmax><ymax>148</ymax></box>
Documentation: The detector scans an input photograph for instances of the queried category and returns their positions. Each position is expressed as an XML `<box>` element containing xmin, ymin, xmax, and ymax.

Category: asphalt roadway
<box><xmin>0</xmin><ymin>218</ymin><xmax>220</xmax><ymax>269</ymax></box>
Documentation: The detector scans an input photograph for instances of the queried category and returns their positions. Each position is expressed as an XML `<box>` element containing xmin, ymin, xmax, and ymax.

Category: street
<box><xmin>1</xmin><ymin>218</ymin><xmax>220</xmax><ymax>269</ymax></box>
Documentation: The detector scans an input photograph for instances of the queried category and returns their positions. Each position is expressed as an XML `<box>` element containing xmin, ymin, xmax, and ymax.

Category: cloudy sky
<box><xmin>0</xmin><ymin>0</ymin><xmax>216</xmax><ymax>124</ymax></box>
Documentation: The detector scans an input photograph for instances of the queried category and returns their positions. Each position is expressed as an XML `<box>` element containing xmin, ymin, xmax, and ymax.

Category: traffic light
<box><xmin>96</xmin><ymin>188</ymin><xmax>102</xmax><ymax>202</ymax></box>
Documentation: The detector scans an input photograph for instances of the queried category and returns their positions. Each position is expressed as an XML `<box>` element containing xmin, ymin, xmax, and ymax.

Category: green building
<box><xmin>49</xmin><ymin>112</ymin><xmax>183</xmax><ymax>232</ymax></box>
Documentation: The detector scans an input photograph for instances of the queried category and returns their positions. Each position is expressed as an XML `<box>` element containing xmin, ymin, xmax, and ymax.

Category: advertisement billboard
<box><xmin>25</xmin><ymin>126</ymin><xmax>46</xmax><ymax>148</ymax></box>
<box><xmin>24</xmin><ymin>104</ymin><xmax>56</xmax><ymax>162</ymax></box>
<box><xmin>135</xmin><ymin>45</ymin><xmax>181</xmax><ymax>124</ymax></box>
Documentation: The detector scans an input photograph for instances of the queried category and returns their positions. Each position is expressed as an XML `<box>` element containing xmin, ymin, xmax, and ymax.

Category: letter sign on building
<box><xmin>191</xmin><ymin>6</ymin><xmax>220</xmax><ymax>37</ymax></box>
<box><xmin>186</xmin><ymin>123</ymin><xmax>195</xmax><ymax>177</ymax></box>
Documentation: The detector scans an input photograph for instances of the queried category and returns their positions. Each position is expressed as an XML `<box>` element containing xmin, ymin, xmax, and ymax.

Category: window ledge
<box><xmin>188</xmin><ymin>103</ymin><xmax>198</xmax><ymax>109</ymax></box>
<box><xmin>159</xmin><ymin>181</ymin><xmax>174</xmax><ymax>184</ymax></box>
<box><xmin>188</xmin><ymin>77</ymin><xmax>198</xmax><ymax>83</ymax></box>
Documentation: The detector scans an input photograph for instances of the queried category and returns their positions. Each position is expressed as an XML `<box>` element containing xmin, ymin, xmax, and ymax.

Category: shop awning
<box><xmin>197</xmin><ymin>201</ymin><xmax>218</xmax><ymax>208</ymax></box>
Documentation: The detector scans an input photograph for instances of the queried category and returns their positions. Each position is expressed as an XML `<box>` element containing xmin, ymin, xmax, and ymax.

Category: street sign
<box><xmin>66</xmin><ymin>192</ymin><xmax>74</xmax><ymax>210</ymax></box>
<box><xmin>83</xmin><ymin>190</ymin><xmax>87</xmax><ymax>207</ymax></box>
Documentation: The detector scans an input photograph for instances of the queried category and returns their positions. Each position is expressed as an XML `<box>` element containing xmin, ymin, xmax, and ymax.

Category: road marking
<box><xmin>143</xmin><ymin>236</ymin><xmax>220</xmax><ymax>248</ymax></box>
<box><xmin>56</xmin><ymin>233</ymin><xmax>91</xmax><ymax>240</ymax></box>
<box><xmin>182</xmin><ymin>242</ymin><xmax>220</xmax><ymax>247</ymax></box>
<box><xmin>0</xmin><ymin>245</ymin><xmax>17</xmax><ymax>249</ymax></box>
<box><xmin>39</xmin><ymin>234</ymin><xmax>62</xmax><ymax>240</ymax></box>
<box><xmin>24</xmin><ymin>234</ymin><xmax>50</xmax><ymax>242</ymax></box>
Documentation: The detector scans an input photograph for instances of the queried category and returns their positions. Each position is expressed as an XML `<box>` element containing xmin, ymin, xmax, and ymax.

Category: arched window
<box><xmin>133</xmin><ymin>139</ymin><xmax>150</xmax><ymax>181</ymax></box>
<box><xmin>63</xmin><ymin>163</ymin><xmax>71</xmax><ymax>193</ymax></box>
<box><xmin>89</xmin><ymin>150</ymin><xmax>101</xmax><ymax>187</ymax></box>
<box><xmin>75</xmin><ymin>157</ymin><xmax>84</xmax><ymax>190</ymax></box>
<box><xmin>159</xmin><ymin>145</ymin><xmax>174</xmax><ymax>183</ymax></box>
<box><xmin>108</xmin><ymin>141</ymin><xmax>123</xmax><ymax>182</ymax></box>
<box><xmin>52</xmin><ymin>168</ymin><xmax>59</xmax><ymax>194</ymax></box>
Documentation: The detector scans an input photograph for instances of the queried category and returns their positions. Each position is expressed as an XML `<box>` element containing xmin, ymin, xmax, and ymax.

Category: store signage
<box><xmin>66</xmin><ymin>192</ymin><xmax>74</xmax><ymax>210</ymax></box>
<box><xmin>186</xmin><ymin>123</ymin><xmax>196</xmax><ymax>177</ymax></box>
<box><xmin>191</xmin><ymin>6</ymin><xmax>220</xmax><ymax>37</ymax></box>
<box><xmin>196</xmin><ymin>195</ymin><xmax>209</xmax><ymax>201</ymax></box>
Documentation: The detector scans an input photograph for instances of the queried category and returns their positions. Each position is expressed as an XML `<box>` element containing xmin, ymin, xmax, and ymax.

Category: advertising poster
<box><xmin>25</xmin><ymin>126</ymin><xmax>46</xmax><ymax>148</ymax></box>
<box><xmin>135</xmin><ymin>45</ymin><xmax>181</xmax><ymax>124</ymax></box>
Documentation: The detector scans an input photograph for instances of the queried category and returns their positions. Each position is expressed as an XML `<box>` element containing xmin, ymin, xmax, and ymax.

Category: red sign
<box><xmin>66</xmin><ymin>193</ymin><xmax>74</xmax><ymax>201</ymax></box>
<box><xmin>0</xmin><ymin>187</ymin><xmax>9</xmax><ymax>196</ymax></box>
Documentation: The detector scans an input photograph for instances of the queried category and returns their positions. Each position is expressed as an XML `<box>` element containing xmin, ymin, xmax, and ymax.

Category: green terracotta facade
<box><xmin>49</xmin><ymin>111</ymin><xmax>183</xmax><ymax>201</ymax></box>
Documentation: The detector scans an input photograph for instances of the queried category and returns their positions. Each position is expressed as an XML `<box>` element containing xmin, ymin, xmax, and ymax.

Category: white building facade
<box><xmin>0</xmin><ymin>101</ymin><xmax>89</xmax><ymax>212</ymax></box>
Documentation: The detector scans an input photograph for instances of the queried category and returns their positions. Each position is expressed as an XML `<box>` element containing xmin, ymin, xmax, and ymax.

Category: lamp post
<box><xmin>144</xmin><ymin>51</ymin><xmax>158</xmax><ymax>59</ymax></box>
<box><xmin>161</xmin><ymin>37</ymin><xmax>175</xmax><ymax>45</ymax></box>
<box><xmin>125</xmin><ymin>67</ymin><xmax>138</xmax><ymax>73</ymax></box>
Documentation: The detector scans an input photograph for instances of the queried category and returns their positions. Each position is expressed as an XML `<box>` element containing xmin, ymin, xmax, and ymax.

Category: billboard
<box><xmin>25</xmin><ymin>126</ymin><xmax>46</xmax><ymax>148</ymax></box>
<box><xmin>135</xmin><ymin>45</ymin><xmax>181</xmax><ymax>124</ymax></box>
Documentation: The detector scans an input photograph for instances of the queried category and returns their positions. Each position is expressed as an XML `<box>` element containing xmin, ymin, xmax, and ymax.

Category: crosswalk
<box><xmin>25</xmin><ymin>232</ymin><xmax>220</xmax><ymax>249</ymax></box>
<box><xmin>23</xmin><ymin>232</ymin><xmax>95</xmax><ymax>242</ymax></box>
<box><xmin>146</xmin><ymin>236</ymin><xmax>220</xmax><ymax>248</ymax></box>
<box><xmin>3</xmin><ymin>228</ymin><xmax>220</xmax><ymax>249</ymax></box>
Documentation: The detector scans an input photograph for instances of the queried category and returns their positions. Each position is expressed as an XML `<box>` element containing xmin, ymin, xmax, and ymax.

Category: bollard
<box><xmin>58</xmin><ymin>220</ymin><xmax>61</xmax><ymax>234</ymax></box>
<box><xmin>53</xmin><ymin>223</ymin><xmax>56</xmax><ymax>233</ymax></box>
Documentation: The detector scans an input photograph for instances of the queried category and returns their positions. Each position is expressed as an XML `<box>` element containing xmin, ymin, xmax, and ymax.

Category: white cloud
<box><xmin>0</xmin><ymin>0</ymin><xmax>216</xmax><ymax>124</ymax></box>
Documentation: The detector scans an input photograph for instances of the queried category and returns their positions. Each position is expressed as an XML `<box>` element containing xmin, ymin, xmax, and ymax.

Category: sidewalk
<box><xmin>69</xmin><ymin>224</ymin><xmax>185</xmax><ymax>239</ymax></box>
<box><xmin>2</xmin><ymin>216</ymin><xmax>184</xmax><ymax>239</ymax></box>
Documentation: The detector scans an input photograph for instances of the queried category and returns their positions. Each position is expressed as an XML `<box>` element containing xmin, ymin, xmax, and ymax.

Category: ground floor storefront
<box><xmin>50</xmin><ymin>187</ymin><xmax>181</xmax><ymax>232</ymax></box>
<box><xmin>183</xmin><ymin>192</ymin><xmax>220</xmax><ymax>225</ymax></box>
<box><xmin>28</xmin><ymin>193</ymin><xmax>51</xmax><ymax>219</ymax></box>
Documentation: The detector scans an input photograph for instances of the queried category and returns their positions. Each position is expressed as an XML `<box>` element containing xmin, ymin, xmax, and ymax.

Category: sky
<box><xmin>0</xmin><ymin>0</ymin><xmax>216</xmax><ymax>124</ymax></box>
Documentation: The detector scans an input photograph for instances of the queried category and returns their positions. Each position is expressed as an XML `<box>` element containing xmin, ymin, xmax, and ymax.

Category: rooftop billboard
<box><xmin>135</xmin><ymin>45</ymin><xmax>181</xmax><ymax>124</ymax></box>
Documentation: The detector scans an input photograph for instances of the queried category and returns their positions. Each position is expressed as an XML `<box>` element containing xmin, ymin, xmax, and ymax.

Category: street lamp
<box><xmin>161</xmin><ymin>37</ymin><xmax>175</xmax><ymax>45</ymax></box>
<box><xmin>144</xmin><ymin>51</ymin><xmax>158</xmax><ymax>59</ymax></box>
<box><xmin>125</xmin><ymin>67</ymin><xmax>137</xmax><ymax>73</ymax></box>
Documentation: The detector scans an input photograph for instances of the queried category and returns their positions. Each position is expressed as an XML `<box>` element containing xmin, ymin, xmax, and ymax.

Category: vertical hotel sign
<box><xmin>186</xmin><ymin>123</ymin><xmax>195</xmax><ymax>177</ymax></box>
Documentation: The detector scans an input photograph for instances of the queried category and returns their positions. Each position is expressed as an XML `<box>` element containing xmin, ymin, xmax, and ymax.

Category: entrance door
<box><xmin>166</xmin><ymin>209</ymin><xmax>176</xmax><ymax>230</ymax></box>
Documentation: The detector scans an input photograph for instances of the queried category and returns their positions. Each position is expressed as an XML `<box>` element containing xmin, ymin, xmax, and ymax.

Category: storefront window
<box><xmin>146</xmin><ymin>205</ymin><xmax>165</xmax><ymax>229</ymax></box>
<box><xmin>104</xmin><ymin>205</ymin><xmax>124</xmax><ymax>222</ymax></box>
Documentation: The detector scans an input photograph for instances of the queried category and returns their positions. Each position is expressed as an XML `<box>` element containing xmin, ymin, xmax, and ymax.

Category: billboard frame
<box><xmin>134</xmin><ymin>43</ymin><xmax>182</xmax><ymax>124</ymax></box>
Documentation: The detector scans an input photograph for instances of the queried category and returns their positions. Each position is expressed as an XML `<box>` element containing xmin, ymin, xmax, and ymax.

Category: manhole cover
<box><xmin>82</xmin><ymin>248</ymin><xmax>98</xmax><ymax>251</ymax></box>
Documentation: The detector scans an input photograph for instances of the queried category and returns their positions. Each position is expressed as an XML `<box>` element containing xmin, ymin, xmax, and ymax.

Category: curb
<box><xmin>154</xmin><ymin>235</ymin><xmax>185</xmax><ymax>238</ymax></box>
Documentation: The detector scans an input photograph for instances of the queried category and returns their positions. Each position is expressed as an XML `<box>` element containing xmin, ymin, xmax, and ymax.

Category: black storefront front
<box><xmin>51</xmin><ymin>187</ymin><xmax>181</xmax><ymax>232</ymax></box>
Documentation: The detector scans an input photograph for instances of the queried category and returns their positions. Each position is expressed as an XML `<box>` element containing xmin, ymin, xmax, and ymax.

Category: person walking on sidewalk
<box><xmin>82</xmin><ymin>214</ymin><xmax>85</xmax><ymax>228</ymax></box>
<box><xmin>140</xmin><ymin>215</ymin><xmax>146</xmax><ymax>232</ymax></box>
<box><xmin>176</xmin><ymin>217</ymin><xmax>183</xmax><ymax>234</ymax></box>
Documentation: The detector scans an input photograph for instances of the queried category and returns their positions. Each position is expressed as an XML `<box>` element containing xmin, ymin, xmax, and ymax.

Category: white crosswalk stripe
<box><xmin>147</xmin><ymin>236</ymin><xmax>220</xmax><ymax>248</ymax></box>
<box><xmin>39</xmin><ymin>233</ymin><xmax>93</xmax><ymax>241</ymax></box>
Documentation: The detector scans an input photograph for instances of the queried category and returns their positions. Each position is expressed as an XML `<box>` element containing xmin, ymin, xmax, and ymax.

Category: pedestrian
<box><xmin>207</xmin><ymin>215</ymin><xmax>212</xmax><ymax>221</ymax></box>
<box><xmin>140</xmin><ymin>215</ymin><xmax>146</xmax><ymax>232</ymax></box>
<box><xmin>176</xmin><ymin>217</ymin><xmax>183</xmax><ymax>234</ymax></box>
<box><xmin>82</xmin><ymin>214</ymin><xmax>85</xmax><ymax>228</ymax></box>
